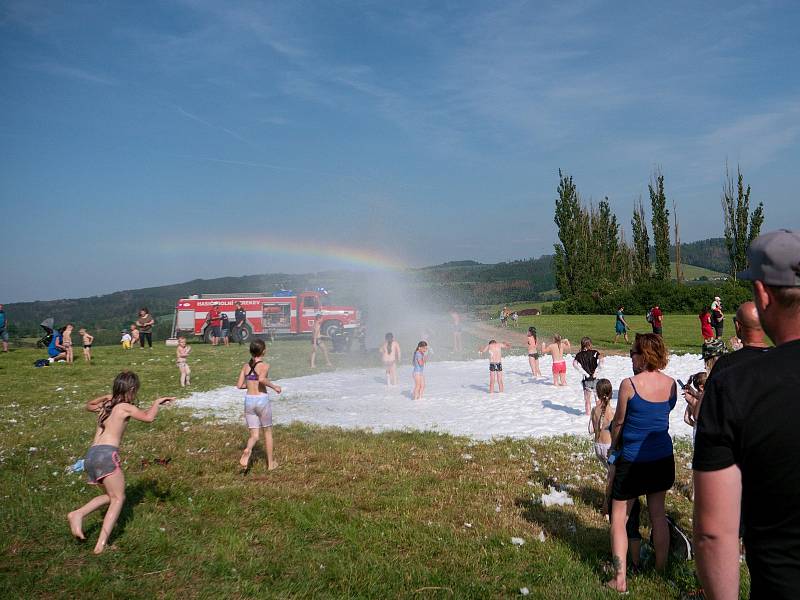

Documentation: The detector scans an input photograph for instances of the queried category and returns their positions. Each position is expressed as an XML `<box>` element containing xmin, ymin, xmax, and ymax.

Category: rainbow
<box><xmin>163</xmin><ymin>236</ymin><xmax>408</xmax><ymax>271</ymax></box>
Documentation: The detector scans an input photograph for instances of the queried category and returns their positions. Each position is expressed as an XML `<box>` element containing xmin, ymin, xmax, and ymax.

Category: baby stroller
<box><xmin>36</xmin><ymin>318</ymin><xmax>55</xmax><ymax>349</ymax></box>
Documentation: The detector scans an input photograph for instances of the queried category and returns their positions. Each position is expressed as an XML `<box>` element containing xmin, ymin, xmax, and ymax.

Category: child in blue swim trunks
<box><xmin>68</xmin><ymin>371</ymin><xmax>174</xmax><ymax>554</ymax></box>
<box><xmin>412</xmin><ymin>341</ymin><xmax>428</xmax><ymax>400</ymax></box>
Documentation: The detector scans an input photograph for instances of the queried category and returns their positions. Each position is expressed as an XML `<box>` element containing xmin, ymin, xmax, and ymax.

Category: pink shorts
<box><xmin>552</xmin><ymin>361</ymin><xmax>566</xmax><ymax>374</ymax></box>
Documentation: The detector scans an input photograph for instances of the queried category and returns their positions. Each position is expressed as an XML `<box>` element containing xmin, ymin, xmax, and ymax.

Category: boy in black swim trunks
<box><xmin>479</xmin><ymin>339</ymin><xmax>512</xmax><ymax>393</ymax></box>
<box><xmin>79</xmin><ymin>328</ymin><xmax>94</xmax><ymax>363</ymax></box>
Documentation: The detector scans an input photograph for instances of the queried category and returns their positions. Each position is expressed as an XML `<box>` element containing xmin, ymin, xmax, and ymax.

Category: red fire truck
<box><xmin>171</xmin><ymin>290</ymin><xmax>361</xmax><ymax>343</ymax></box>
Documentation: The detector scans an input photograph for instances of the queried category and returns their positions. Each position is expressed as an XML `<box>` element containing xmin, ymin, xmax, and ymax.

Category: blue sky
<box><xmin>1</xmin><ymin>0</ymin><xmax>799</xmax><ymax>302</ymax></box>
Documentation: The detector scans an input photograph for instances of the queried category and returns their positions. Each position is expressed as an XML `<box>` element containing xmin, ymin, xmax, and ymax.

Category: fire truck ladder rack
<box><xmin>193</xmin><ymin>293</ymin><xmax>274</xmax><ymax>298</ymax></box>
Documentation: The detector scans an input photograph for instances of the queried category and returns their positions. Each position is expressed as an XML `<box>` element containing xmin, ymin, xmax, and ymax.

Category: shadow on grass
<box><xmin>83</xmin><ymin>478</ymin><xmax>174</xmax><ymax>543</ymax></box>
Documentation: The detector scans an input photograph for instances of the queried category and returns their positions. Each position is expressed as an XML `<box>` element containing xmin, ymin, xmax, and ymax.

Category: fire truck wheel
<box><xmin>236</xmin><ymin>325</ymin><xmax>253</xmax><ymax>343</ymax></box>
<box><xmin>322</xmin><ymin>321</ymin><xmax>342</xmax><ymax>338</ymax></box>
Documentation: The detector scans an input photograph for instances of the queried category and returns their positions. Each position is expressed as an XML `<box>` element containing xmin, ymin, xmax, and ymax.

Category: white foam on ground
<box><xmin>181</xmin><ymin>354</ymin><xmax>703</xmax><ymax>440</ymax></box>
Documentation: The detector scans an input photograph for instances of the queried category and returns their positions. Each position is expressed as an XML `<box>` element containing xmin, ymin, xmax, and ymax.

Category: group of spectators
<box><xmin>205</xmin><ymin>301</ymin><xmax>248</xmax><ymax>346</ymax></box>
<box><xmin>601</xmin><ymin>229</ymin><xmax>800</xmax><ymax>598</ymax></box>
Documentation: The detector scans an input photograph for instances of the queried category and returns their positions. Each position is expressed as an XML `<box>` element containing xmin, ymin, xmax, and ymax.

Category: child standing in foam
<box><xmin>68</xmin><ymin>371</ymin><xmax>174</xmax><ymax>554</ymax></box>
<box><xmin>237</xmin><ymin>340</ymin><xmax>281</xmax><ymax>471</ymax></box>
<box><xmin>541</xmin><ymin>334</ymin><xmax>571</xmax><ymax>386</ymax></box>
<box><xmin>380</xmin><ymin>332</ymin><xmax>401</xmax><ymax>386</ymax></box>
<box><xmin>526</xmin><ymin>327</ymin><xmax>543</xmax><ymax>378</ymax></box>
<box><xmin>412</xmin><ymin>341</ymin><xmax>428</xmax><ymax>400</ymax></box>
<box><xmin>176</xmin><ymin>337</ymin><xmax>191</xmax><ymax>387</ymax></box>
<box><xmin>79</xmin><ymin>328</ymin><xmax>94</xmax><ymax>363</ymax></box>
<box><xmin>479</xmin><ymin>339</ymin><xmax>512</xmax><ymax>393</ymax></box>
<box><xmin>574</xmin><ymin>336</ymin><xmax>602</xmax><ymax>415</ymax></box>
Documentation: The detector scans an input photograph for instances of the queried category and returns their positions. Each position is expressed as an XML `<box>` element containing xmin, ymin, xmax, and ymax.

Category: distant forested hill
<box><xmin>4</xmin><ymin>238</ymin><xmax>727</xmax><ymax>344</ymax></box>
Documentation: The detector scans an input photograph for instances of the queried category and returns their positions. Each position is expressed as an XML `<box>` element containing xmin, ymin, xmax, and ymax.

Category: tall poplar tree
<box><xmin>722</xmin><ymin>164</ymin><xmax>765</xmax><ymax>281</ymax></box>
<box><xmin>553</xmin><ymin>170</ymin><xmax>584</xmax><ymax>299</ymax></box>
<box><xmin>631</xmin><ymin>197</ymin><xmax>650</xmax><ymax>282</ymax></box>
<box><xmin>649</xmin><ymin>170</ymin><xmax>671</xmax><ymax>281</ymax></box>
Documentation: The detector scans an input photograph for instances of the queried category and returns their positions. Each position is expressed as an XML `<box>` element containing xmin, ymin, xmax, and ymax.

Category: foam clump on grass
<box><xmin>541</xmin><ymin>486</ymin><xmax>574</xmax><ymax>507</ymax></box>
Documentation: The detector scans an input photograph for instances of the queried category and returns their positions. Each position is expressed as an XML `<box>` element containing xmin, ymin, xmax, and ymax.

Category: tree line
<box><xmin>553</xmin><ymin>164</ymin><xmax>764</xmax><ymax>309</ymax></box>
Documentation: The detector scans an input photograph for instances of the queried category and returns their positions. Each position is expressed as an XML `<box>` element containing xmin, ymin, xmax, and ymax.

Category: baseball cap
<box><xmin>738</xmin><ymin>229</ymin><xmax>800</xmax><ymax>286</ymax></box>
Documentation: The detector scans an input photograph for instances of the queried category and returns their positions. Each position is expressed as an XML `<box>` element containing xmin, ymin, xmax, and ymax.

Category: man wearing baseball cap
<box><xmin>693</xmin><ymin>229</ymin><xmax>800</xmax><ymax>598</ymax></box>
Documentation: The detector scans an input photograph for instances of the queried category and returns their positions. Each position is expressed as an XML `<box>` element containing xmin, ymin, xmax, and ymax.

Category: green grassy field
<box><xmin>473</xmin><ymin>311</ymin><xmax>710</xmax><ymax>355</ymax></box>
<box><xmin>0</xmin><ymin>339</ymin><xmax>747</xmax><ymax>598</ymax></box>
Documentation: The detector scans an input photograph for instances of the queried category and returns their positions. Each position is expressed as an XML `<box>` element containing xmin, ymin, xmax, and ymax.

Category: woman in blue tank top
<box><xmin>606</xmin><ymin>333</ymin><xmax>677</xmax><ymax>593</ymax></box>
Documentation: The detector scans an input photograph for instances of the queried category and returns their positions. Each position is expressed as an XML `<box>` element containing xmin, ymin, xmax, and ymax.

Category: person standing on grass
<box><xmin>79</xmin><ymin>328</ymin><xmax>94</xmax><ymax>363</ymax></box>
<box><xmin>710</xmin><ymin>296</ymin><xmax>724</xmax><ymax>339</ymax></box>
<box><xmin>68</xmin><ymin>371</ymin><xmax>174</xmax><ymax>554</ymax></box>
<box><xmin>699</xmin><ymin>306</ymin><xmax>714</xmax><ymax>341</ymax></box>
<box><xmin>205</xmin><ymin>303</ymin><xmax>222</xmax><ymax>346</ymax></box>
<box><xmin>310</xmin><ymin>315</ymin><xmax>332</xmax><ymax>368</ymax></box>
<box><xmin>220</xmin><ymin>312</ymin><xmax>230</xmax><ymax>346</ymax></box>
<box><xmin>176</xmin><ymin>337</ymin><xmax>191</xmax><ymax>387</ymax></box>
<box><xmin>606</xmin><ymin>333</ymin><xmax>677</xmax><ymax>593</ymax></box>
<box><xmin>0</xmin><ymin>304</ymin><xmax>9</xmax><ymax>352</ymax></box>
<box><xmin>649</xmin><ymin>304</ymin><xmax>663</xmax><ymax>335</ymax></box>
<box><xmin>613</xmin><ymin>306</ymin><xmax>630</xmax><ymax>344</ymax></box>
<box><xmin>693</xmin><ymin>229</ymin><xmax>800</xmax><ymax>599</ymax></box>
<box><xmin>574</xmin><ymin>337</ymin><xmax>602</xmax><ymax>415</ymax></box>
<box><xmin>233</xmin><ymin>301</ymin><xmax>247</xmax><ymax>344</ymax></box>
<box><xmin>136</xmin><ymin>308</ymin><xmax>155</xmax><ymax>348</ymax></box>
<box><xmin>237</xmin><ymin>339</ymin><xmax>281</xmax><ymax>472</ymax></box>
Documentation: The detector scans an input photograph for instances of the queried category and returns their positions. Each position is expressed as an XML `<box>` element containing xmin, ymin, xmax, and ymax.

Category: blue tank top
<box><xmin>621</xmin><ymin>379</ymin><xmax>676</xmax><ymax>463</ymax></box>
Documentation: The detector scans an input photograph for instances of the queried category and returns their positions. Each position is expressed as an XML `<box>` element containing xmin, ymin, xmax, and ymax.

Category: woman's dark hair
<box><xmin>98</xmin><ymin>371</ymin><xmax>140</xmax><ymax>431</ymax></box>
<box><xmin>528</xmin><ymin>326</ymin><xmax>537</xmax><ymax>337</ymax></box>
<box><xmin>248</xmin><ymin>339</ymin><xmax>267</xmax><ymax>372</ymax></box>
<box><xmin>385</xmin><ymin>332</ymin><xmax>394</xmax><ymax>347</ymax></box>
<box><xmin>413</xmin><ymin>340</ymin><xmax>428</xmax><ymax>363</ymax></box>
<box><xmin>249</xmin><ymin>339</ymin><xmax>266</xmax><ymax>360</ymax></box>
<box><xmin>580</xmin><ymin>336</ymin><xmax>592</xmax><ymax>350</ymax></box>
<box><xmin>140</xmin><ymin>307</ymin><xmax>149</xmax><ymax>315</ymax></box>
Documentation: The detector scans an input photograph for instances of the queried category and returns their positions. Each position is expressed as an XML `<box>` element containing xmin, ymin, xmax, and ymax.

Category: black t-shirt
<box><xmin>234</xmin><ymin>308</ymin><xmax>246</xmax><ymax>324</ymax></box>
<box><xmin>574</xmin><ymin>350</ymin><xmax>599</xmax><ymax>378</ymax></box>
<box><xmin>694</xmin><ymin>339</ymin><xmax>800</xmax><ymax>598</ymax></box>
<box><xmin>709</xmin><ymin>345</ymin><xmax>771</xmax><ymax>379</ymax></box>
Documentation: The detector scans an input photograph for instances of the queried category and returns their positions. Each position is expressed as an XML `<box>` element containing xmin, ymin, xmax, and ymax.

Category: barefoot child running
<box><xmin>479</xmin><ymin>339</ymin><xmax>512</xmax><ymax>393</ymax></box>
<box><xmin>542</xmin><ymin>334</ymin><xmax>571</xmax><ymax>386</ymax></box>
<box><xmin>412</xmin><ymin>341</ymin><xmax>428</xmax><ymax>400</ymax></box>
<box><xmin>526</xmin><ymin>327</ymin><xmax>543</xmax><ymax>378</ymax></box>
<box><xmin>68</xmin><ymin>371</ymin><xmax>174</xmax><ymax>554</ymax></box>
<box><xmin>79</xmin><ymin>328</ymin><xmax>94</xmax><ymax>363</ymax></box>
<box><xmin>237</xmin><ymin>340</ymin><xmax>281</xmax><ymax>471</ymax></box>
<box><xmin>176</xmin><ymin>336</ymin><xmax>191</xmax><ymax>387</ymax></box>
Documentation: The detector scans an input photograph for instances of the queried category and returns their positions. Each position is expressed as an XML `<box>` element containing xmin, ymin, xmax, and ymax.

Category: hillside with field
<box><xmin>3</xmin><ymin>240</ymin><xmax>729</xmax><ymax>346</ymax></box>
